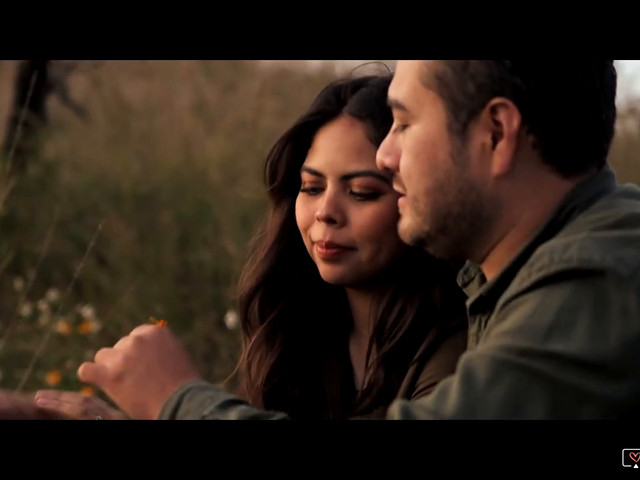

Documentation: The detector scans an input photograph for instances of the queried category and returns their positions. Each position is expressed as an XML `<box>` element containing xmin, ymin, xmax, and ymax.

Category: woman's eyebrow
<box><xmin>341</xmin><ymin>170</ymin><xmax>391</xmax><ymax>184</ymax></box>
<box><xmin>300</xmin><ymin>166</ymin><xmax>324</xmax><ymax>177</ymax></box>
<box><xmin>301</xmin><ymin>166</ymin><xmax>391</xmax><ymax>184</ymax></box>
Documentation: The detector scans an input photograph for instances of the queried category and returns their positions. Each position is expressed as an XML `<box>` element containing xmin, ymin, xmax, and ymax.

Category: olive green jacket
<box><xmin>160</xmin><ymin>165</ymin><xmax>640</xmax><ymax>419</ymax></box>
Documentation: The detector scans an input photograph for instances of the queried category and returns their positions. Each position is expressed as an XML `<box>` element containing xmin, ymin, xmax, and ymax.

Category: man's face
<box><xmin>376</xmin><ymin>60</ymin><xmax>498</xmax><ymax>261</ymax></box>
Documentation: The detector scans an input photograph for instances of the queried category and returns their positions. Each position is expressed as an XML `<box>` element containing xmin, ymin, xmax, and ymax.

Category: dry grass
<box><xmin>0</xmin><ymin>60</ymin><xmax>337</xmax><ymax>392</ymax></box>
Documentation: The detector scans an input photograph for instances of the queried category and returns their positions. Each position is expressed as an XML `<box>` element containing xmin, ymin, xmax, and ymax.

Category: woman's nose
<box><xmin>315</xmin><ymin>191</ymin><xmax>345</xmax><ymax>225</ymax></box>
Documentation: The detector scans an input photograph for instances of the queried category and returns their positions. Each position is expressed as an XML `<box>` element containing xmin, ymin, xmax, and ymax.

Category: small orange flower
<box><xmin>80</xmin><ymin>386</ymin><xmax>95</xmax><ymax>396</ymax></box>
<box><xmin>149</xmin><ymin>316</ymin><xmax>168</xmax><ymax>327</ymax></box>
<box><xmin>55</xmin><ymin>320</ymin><xmax>71</xmax><ymax>335</ymax></box>
<box><xmin>45</xmin><ymin>369</ymin><xmax>62</xmax><ymax>386</ymax></box>
<box><xmin>77</xmin><ymin>319</ymin><xmax>93</xmax><ymax>334</ymax></box>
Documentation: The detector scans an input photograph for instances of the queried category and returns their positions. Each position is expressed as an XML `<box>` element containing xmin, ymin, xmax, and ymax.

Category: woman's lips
<box><xmin>314</xmin><ymin>241</ymin><xmax>355</xmax><ymax>260</ymax></box>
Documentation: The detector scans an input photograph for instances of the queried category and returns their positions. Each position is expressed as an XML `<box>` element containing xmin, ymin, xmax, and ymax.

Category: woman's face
<box><xmin>295</xmin><ymin>114</ymin><xmax>406</xmax><ymax>287</ymax></box>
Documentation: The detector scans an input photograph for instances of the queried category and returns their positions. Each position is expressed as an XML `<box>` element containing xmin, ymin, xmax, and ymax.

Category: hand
<box><xmin>0</xmin><ymin>389</ymin><xmax>65</xmax><ymax>419</ymax></box>
<box><xmin>77</xmin><ymin>324</ymin><xmax>202</xmax><ymax>419</ymax></box>
<box><xmin>34</xmin><ymin>389</ymin><xmax>128</xmax><ymax>420</ymax></box>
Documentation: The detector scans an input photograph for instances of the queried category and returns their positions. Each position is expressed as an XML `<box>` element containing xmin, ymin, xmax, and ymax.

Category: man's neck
<box><xmin>479</xmin><ymin>171</ymin><xmax>589</xmax><ymax>282</ymax></box>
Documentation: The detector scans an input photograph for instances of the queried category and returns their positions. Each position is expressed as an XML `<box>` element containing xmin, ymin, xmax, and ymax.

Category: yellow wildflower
<box><xmin>77</xmin><ymin>318</ymin><xmax>102</xmax><ymax>334</ymax></box>
<box><xmin>77</xmin><ymin>319</ymin><xmax>93</xmax><ymax>334</ymax></box>
<box><xmin>55</xmin><ymin>319</ymin><xmax>71</xmax><ymax>335</ymax></box>
<box><xmin>149</xmin><ymin>316</ymin><xmax>167</xmax><ymax>327</ymax></box>
<box><xmin>80</xmin><ymin>386</ymin><xmax>95</xmax><ymax>396</ymax></box>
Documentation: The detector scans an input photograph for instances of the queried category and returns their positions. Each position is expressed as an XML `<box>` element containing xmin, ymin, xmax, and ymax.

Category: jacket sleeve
<box><xmin>386</xmin><ymin>270</ymin><xmax>640</xmax><ymax>419</ymax></box>
<box><xmin>158</xmin><ymin>380</ymin><xmax>291</xmax><ymax>420</ymax></box>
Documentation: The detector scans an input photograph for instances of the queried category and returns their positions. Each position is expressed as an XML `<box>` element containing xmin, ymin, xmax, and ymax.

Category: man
<box><xmin>376</xmin><ymin>60</ymin><xmax>640</xmax><ymax>418</ymax></box>
<box><xmin>53</xmin><ymin>60</ymin><xmax>640</xmax><ymax>419</ymax></box>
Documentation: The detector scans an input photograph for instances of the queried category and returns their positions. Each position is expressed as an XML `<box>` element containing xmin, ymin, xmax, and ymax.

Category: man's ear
<box><xmin>482</xmin><ymin>97</ymin><xmax>522</xmax><ymax>178</ymax></box>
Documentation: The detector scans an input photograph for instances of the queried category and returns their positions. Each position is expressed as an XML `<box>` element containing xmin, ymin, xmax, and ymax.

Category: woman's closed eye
<box><xmin>299</xmin><ymin>185</ymin><xmax>324</xmax><ymax>195</ymax></box>
<box><xmin>349</xmin><ymin>190</ymin><xmax>382</xmax><ymax>201</ymax></box>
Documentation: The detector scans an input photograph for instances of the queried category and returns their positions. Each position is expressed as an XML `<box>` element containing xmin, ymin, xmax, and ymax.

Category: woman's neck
<box><xmin>345</xmin><ymin>287</ymin><xmax>378</xmax><ymax>390</ymax></box>
<box><xmin>345</xmin><ymin>287</ymin><xmax>375</xmax><ymax>339</ymax></box>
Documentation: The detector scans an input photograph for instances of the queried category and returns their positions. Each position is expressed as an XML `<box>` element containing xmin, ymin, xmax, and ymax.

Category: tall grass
<box><xmin>0</xmin><ymin>60</ymin><xmax>337</xmax><ymax>392</ymax></box>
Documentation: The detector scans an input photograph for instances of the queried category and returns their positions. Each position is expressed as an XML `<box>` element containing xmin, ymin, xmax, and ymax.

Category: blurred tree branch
<box><xmin>2</xmin><ymin>60</ymin><xmax>90</xmax><ymax>176</ymax></box>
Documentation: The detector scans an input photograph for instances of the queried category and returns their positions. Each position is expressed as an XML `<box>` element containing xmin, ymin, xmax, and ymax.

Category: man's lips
<box><xmin>393</xmin><ymin>183</ymin><xmax>406</xmax><ymax>196</ymax></box>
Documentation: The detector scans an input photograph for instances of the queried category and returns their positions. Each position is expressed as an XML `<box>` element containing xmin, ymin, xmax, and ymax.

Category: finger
<box><xmin>128</xmin><ymin>324</ymin><xmax>160</xmax><ymax>338</ymax></box>
<box><xmin>77</xmin><ymin>361</ymin><xmax>110</xmax><ymax>386</ymax></box>
<box><xmin>93</xmin><ymin>346</ymin><xmax>115</xmax><ymax>364</ymax></box>
<box><xmin>35</xmin><ymin>397</ymin><xmax>88</xmax><ymax>419</ymax></box>
<box><xmin>33</xmin><ymin>389</ymin><xmax>66</xmax><ymax>403</ymax></box>
<box><xmin>111</xmin><ymin>324</ymin><xmax>164</xmax><ymax>351</ymax></box>
<box><xmin>112</xmin><ymin>335</ymin><xmax>131</xmax><ymax>351</ymax></box>
<box><xmin>35</xmin><ymin>389</ymin><xmax>92</xmax><ymax>404</ymax></box>
<box><xmin>35</xmin><ymin>392</ymin><xmax>123</xmax><ymax>420</ymax></box>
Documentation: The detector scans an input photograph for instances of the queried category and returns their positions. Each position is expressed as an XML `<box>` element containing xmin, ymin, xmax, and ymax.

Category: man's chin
<box><xmin>398</xmin><ymin>224</ymin><xmax>449</xmax><ymax>260</ymax></box>
<box><xmin>397</xmin><ymin>220</ymin><xmax>424</xmax><ymax>249</ymax></box>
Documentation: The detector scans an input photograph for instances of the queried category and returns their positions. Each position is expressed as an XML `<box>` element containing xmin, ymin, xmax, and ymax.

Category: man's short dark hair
<box><xmin>423</xmin><ymin>60</ymin><xmax>617</xmax><ymax>178</ymax></box>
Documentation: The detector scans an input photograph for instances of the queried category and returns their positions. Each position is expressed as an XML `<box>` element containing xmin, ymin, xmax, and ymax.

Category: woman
<box><xmin>33</xmin><ymin>73</ymin><xmax>467</xmax><ymax>420</ymax></box>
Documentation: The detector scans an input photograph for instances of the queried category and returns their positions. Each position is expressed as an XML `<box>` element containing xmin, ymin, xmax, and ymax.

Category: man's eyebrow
<box><xmin>300</xmin><ymin>166</ymin><xmax>391</xmax><ymax>184</ymax></box>
<box><xmin>387</xmin><ymin>97</ymin><xmax>408</xmax><ymax>113</ymax></box>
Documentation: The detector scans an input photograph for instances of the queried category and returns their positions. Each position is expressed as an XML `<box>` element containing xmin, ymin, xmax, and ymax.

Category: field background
<box><xmin>0</xmin><ymin>60</ymin><xmax>637</xmax><ymax>398</ymax></box>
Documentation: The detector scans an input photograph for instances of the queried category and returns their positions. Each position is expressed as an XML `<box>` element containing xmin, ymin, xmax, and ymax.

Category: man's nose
<box><xmin>376</xmin><ymin>130</ymin><xmax>399</xmax><ymax>173</ymax></box>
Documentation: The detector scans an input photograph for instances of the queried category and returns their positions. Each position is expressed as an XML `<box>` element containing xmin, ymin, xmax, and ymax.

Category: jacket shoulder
<box><xmin>513</xmin><ymin>186</ymin><xmax>640</xmax><ymax>293</ymax></box>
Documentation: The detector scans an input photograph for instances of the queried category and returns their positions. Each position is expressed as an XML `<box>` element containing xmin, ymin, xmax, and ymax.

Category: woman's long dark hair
<box><xmin>231</xmin><ymin>74</ymin><xmax>466</xmax><ymax>419</ymax></box>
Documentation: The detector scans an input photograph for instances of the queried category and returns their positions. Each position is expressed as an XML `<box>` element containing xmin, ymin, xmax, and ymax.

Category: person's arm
<box><xmin>387</xmin><ymin>270</ymin><xmax>640</xmax><ymax>419</ymax></box>
<box><xmin>77</xmin><ymin>324</ymin><xmax>291</xmax><ymax>420</ymax></box>
<box><xmin>159</xmin><ymin>380</ymin><xmax>289</xmax><ymax>420</ymax></box>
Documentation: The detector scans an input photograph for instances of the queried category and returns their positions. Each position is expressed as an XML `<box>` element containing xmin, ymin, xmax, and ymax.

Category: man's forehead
<box><xmin>393</xmin><ymin>60</ymin><xmax>422</xmax><ymax>80</ymax></box>
<box><xmin>388</xmin><ymin>61</ymin><xmax>434</xmax><ymax>109</ymax></box>
<box><xmin>390</xmin><ymin>61</ymin><xmax>434</xmax><ymax>89</ymax></box>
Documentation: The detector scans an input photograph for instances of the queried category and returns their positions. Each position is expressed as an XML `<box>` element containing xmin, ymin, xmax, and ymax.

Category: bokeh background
<box><xmin>0</xmin><ymin>60</ymin><xmax>637</xmax><ymax>401</ymax></box>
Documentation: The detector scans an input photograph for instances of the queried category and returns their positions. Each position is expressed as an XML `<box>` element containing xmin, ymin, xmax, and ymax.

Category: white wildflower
<box><xmin>37</xmin><ymin>298</ymin><xmax>50</xmax><ymax>314</ymax></box>
<box><xmin>223</xmin><ymin>310</ymin><xmax>239</xmax><ymax>330</ymax></box>
<box><xmin>12</xmin><ymin>277</ymin><xmax>24</xmax><ymax>292</ymax></box>
<box><xmin>19</xmin><ymin>302</ymin><xmax>33</xmax><ymax>317</ymax></box>
<box><xmin>78</xmin><ymin>304</ymin><xmax>96</xmax><ymax>320</ymax></box>
<box><xmin>45</xmin><ymin>288</ymin><xmax>60</xmax><ymax>303</ymax></box>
